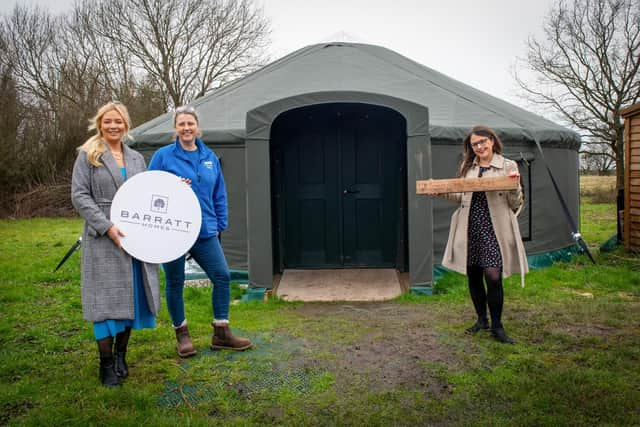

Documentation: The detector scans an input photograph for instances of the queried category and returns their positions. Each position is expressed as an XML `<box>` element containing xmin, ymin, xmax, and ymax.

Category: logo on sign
<box><xmin>111</xmin><ymin>170</ymin><xmax>201</xmax><ymax>264</ymax></box>
<box><xmin>150</xmin><ymin>195</ymin><xmax>168</xmax><ymax>213</ymax></box>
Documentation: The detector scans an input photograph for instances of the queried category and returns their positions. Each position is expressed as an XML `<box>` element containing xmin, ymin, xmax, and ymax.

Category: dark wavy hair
<box><xmin>458</xmin><ymin>125</ymin><xmax>504</xmax><ymax>178</ymax></box>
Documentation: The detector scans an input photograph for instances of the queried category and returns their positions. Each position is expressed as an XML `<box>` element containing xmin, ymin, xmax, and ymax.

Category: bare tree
<box><xmin>2</xmin><ymin>5</ymin><xmax>62</xmax><ymax>107</ymax></box>
<box><xmin>1</xmin><ymin>6</ymin><xmax>107</xmax><ymax>189</ymax></box>
<box><xmin>0</xmin><ymin>0</ymin><xmax>268</xmax><ymax>216</ymax></box>
<box><xmin>580</xmin><ymin>143</ymin><xmax>617</xmax><ymax>173</ymax></box>
<box><xmin>1</xmin><ymin>4</ymin><xmax>166</xmax><ymax>196</ymax></box>
<box><xmin>516</xmin><ymin>0</ymin><xmax>640</xmax><ymax>189</ymax></box>
<box><xmin>83</xmin><ymin>0</ymin><xmax>271</xmax><ymax>108</ymax></box>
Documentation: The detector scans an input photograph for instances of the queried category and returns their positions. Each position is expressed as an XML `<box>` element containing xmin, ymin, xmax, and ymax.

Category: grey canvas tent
<box><xmin>130</xmin><ymin>42</ymin><xmax>581</xmax><ymax>290</ymax></box>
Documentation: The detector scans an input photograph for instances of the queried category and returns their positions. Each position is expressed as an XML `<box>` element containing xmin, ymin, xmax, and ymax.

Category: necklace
<box><xmin>111</xmin><ymin>151</ymin><xmax>123</xmax><ymax>160</ymax></box>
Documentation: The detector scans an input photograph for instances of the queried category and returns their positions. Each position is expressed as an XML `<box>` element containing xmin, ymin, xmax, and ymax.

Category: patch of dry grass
<box><xmin>580</xmin><ymin>175</ymin><xmax>616</xmax><ymax>191</ymax></box>
<box><xmin>580</xmin><ymin>175</ymin><xmax>617</xmax><ymax>203</ymax></box>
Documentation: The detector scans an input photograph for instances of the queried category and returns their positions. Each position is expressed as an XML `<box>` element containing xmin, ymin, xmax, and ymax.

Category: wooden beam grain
<box><xmin>416</xmin><ymin>176</ymin><xmax>519</xmax><ymax>194</ymax></box>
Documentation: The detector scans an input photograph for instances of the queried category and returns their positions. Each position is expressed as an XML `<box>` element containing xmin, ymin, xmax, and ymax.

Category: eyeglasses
<box><xmin>470</xmin><ymin>137</ymin><xmax>490</xmax><ymax>149</ymax></box>
<box><xmin>175</xmin><ymin>105</ymin><xmax>196</xmax><ymax>114</ymax></box>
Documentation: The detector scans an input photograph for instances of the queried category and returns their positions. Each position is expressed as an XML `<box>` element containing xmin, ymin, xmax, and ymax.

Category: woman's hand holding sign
<box><xmin>106</xmin><ymin>224</ymin><xmax>125</xmax><ymax>249</ymax></box>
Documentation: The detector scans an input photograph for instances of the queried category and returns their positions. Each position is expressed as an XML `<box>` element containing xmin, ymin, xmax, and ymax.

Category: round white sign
<box><xmin>110</xmin><ymin>170</ymin><xmax>202</xmax><ymax>263</ymax></box>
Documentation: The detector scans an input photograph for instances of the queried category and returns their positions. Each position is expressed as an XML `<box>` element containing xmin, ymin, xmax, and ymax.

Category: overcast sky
<box><xmin>1</xmin><ymin>0</ymin><xmax>559</xmax><ymax>110</ymax></box>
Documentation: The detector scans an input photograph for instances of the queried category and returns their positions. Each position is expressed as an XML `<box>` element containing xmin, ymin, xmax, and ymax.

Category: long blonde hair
<box><xmin>78</xmin><ymin>102</ymin><xmax>132</xmax><ymax>167</ymax></box>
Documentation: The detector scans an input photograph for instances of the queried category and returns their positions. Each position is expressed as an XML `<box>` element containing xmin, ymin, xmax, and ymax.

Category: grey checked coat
<box><xmin>71</xmin><ymin>144</ymin><xmax>161</xmax><ymax>322</ymax></box>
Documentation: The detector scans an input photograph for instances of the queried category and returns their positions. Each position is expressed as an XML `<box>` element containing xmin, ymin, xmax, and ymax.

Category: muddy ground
<box><xmin>278</xmin><ymin>302</ymin><xmax>471</xmax><ymax>399</ymax></box>
<box><xmin>269</xmin><ymin>298</ymin><xmax>635</xmax><ymax>400</ymax></box>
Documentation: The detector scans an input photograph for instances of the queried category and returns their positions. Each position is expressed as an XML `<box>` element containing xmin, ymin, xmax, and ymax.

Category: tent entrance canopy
<box><xmin>245</xmin><ymin>91</ymin><xmax>431</xmax><ymax>289</ymax></box>
<box><xmin>270</xmin><ymin>102</ymin><xmax>407</xmax><ymax>271</ymax></box>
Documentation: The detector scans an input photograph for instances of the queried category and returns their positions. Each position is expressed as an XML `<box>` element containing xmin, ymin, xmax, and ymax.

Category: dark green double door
<box><xmin>272</xmin><ymin>103</ymin><xmax>405</xmax><ymax>269</ymax></box>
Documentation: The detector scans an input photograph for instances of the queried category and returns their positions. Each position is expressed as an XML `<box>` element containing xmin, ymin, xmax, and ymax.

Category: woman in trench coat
<box><xmin>432</xmin><ymin>125</ymin><xmax>528</xmax><ymax>344</ymax></box>
<box><xmin>71</xmin><ymin>102</ymin><xmax>161</xmax><ymax>386</ymax></box>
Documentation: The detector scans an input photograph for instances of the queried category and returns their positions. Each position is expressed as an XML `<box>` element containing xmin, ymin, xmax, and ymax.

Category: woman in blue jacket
<box><xmin>148</xmin><ymin>106</ymin><xmax>251</xmax><ymax>356</ymax></box>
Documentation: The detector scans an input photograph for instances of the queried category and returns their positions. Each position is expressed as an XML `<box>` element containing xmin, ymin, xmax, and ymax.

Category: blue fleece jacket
<box><xmin>148</xmin><ymin>138</ymin><xmax>227</xmax><ymax>239</ymax></box>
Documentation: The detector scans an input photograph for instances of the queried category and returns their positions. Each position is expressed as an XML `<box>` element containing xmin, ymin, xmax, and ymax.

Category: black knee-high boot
<box><xmin>465</xmin><ymin>266</ymin><xmax>490</xmax><ymax>333</ymax></box>
<box><xmin>114</xmin><ymin>327</ymin><xmax>131</xmax><ymax>379</ymax></box>
<box><xmin>97</xmin><ymin>337</ymin><xmax>121</xmax><ymax>387</ymax></box>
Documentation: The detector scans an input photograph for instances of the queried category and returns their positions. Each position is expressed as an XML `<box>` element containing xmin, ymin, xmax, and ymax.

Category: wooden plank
<box><xmin>416</xmin><ymin>176</ymin><xmax>519</xmax><ymax>194</ymax></box>
<box><xmin>621</xmin><ymin>103</ymin><xmax>640</xmax><ymax>117</ymax></box>
<box><xmin>628</xmin><ymin>115</ymin><xmax>638</xmax><ymax>249</ymax></box>
<box><xmin>627</xmin><ymin>115</ymin><xmax>634</xmax><ymax>250</ymax></box>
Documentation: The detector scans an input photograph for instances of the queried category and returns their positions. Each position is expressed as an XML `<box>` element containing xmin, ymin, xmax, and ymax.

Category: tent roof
<box><xmin>130</xmin><ymin>42</ymin><xmax>579</xmax><ymax>148</ymax></box>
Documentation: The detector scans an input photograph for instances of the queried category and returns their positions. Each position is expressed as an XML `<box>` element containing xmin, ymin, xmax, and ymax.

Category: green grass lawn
<box><xmin>1</xmin><ymin>205</ymin><xmax>638</xmax><ymax>426</ymax></box>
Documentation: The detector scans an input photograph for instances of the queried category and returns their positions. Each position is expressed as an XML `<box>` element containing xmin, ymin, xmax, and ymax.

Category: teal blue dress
<box><xmin>93</xmin><ymin>168</ymin><xmax>156</xmax><ymax>340</ymax></box>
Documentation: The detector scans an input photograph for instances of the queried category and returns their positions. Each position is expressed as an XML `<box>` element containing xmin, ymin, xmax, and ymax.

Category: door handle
<box><xmin>343</xmin><ymin>188</ymin><xmax>360</xmax><ymax>194</ymax></box>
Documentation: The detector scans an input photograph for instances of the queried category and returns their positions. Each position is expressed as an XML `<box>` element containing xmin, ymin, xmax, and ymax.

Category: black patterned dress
<box><xmin>467</xmin><ymin>166</ymin><xmax>503</xmax><ymax>268</ymax></box>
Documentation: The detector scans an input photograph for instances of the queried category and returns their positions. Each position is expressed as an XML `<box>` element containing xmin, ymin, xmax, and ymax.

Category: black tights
<box><xmin>97</xmin><ymin>327</ymin><xmax>132</xmax><ymax>356</ymax></box>
<box><xmin>467</xmin><ymin>266</ymin><xmax>504</xmax><ymax>329</ymax></box>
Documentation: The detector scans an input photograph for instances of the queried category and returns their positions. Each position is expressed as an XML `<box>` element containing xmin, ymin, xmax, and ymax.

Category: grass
<box><xmin>1</xmin><ymin>200</ymin><xmax>639</xmax><ymax>426</ymax></box>
<box><xmin>580</xmin><ymin>174</ymin><xmax>617</xmax><ymax>204</ymax></box>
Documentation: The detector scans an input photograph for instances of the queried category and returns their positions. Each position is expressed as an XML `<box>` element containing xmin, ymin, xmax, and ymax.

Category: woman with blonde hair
<box><xmin>71</xmin><ymin>102</ymin><xmax>160</xmax><ymax>386</ymax></box>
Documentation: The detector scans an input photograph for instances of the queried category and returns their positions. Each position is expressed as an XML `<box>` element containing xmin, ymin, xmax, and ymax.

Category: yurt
<box><xmin>130</xmin><ymin>42</ymin><xmax>581</xmax><ymax>290</ymax></box>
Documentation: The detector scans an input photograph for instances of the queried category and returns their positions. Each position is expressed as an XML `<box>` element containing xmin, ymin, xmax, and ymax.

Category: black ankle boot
<box><xmin>99</xmin><ymin>355</ymin><xmax>122</xmax><ymax>387</ymax></box>
<box><xmin>465</xmin><ymin>318</ymin><xmax>490</xmax><ymax>334</ymax></box>
<box><xmin>491</xmin><ymin>327</ymin><xmax>515</xmax><ymax>344</ymax></box>
<box><xmin>114</xmin><ymin>351</ymin><xmax>128</xmax><ymax>379</ymax></box>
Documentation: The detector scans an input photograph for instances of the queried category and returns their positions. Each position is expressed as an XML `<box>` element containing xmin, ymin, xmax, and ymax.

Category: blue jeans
<box><xmin>163</xmin><ymin>236</ymin><xmax>230</xmax><ymax>327</ymax></box>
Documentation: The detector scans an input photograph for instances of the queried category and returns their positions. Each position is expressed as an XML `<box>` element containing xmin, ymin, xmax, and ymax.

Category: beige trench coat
<box><xmin>441</xmin><ymin>154</ymin><xmax>529</xmax><ymax>287</ymax></box>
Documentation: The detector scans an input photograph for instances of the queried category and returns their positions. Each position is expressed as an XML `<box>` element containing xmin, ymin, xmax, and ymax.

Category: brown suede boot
<box><xmin>210</xmin><ymin>323</ymin><xmax>252</xmax><ymax>351</ymax></box>
<box><xmin>175</xmin><ymin>323</ymin><xmax>197</xmax><ymax>357</ymax></box>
